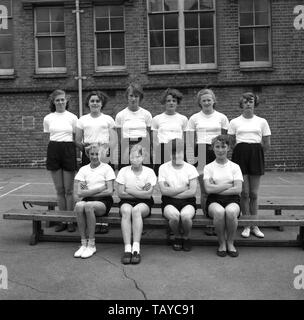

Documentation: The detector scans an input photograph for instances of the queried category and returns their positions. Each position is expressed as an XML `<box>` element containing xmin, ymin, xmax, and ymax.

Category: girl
<box><xmin>74</xmin><ymin>143</ymin><xmax>115</xmax><ymax>259</ymax></box>
<box><xmin>116</xmin><ymin>145</ymin><xmax>157</xmax><ymax>264</ymax></box>
<box><xmin>152</xmin><ymin>88</ymin><xmax>188</xmax><ymax>175</ymax></box>
<box><xmin>204</xmin><ymin>135</ymin><xmax>243</xmax><ymax>257</ymax></box>
<box><xmin>228</xmin><ymin>92</ymin><xmax>271</xmax><ymax>239</ymax></box>
<box><xmin>159</xmin><ymin>139</ymin><xmax>198</xmax><ymax>251</ymax></box>
<box><xmin>43</xmin><ymin>89</ymin><xmax>77</xmax><ymax>233</ymax></box>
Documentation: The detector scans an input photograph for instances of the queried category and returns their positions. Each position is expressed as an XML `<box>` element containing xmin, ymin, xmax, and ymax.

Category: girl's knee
<box><xmin>121</xmin><ymin>209</ymin><xmax>132</xmax><ymax>219</ymax></box>
<box><xmin>225</xmin><ymin>208</ymin><xmax>239</xmax><ymax>220</ymax></box>
<box><xmin>249</xmin><ymin>192</ymin><xmax>258</xmax><ymax>201</ymax></box>
<box><xmin>84</xmin><ymin>202</ymin><xmax>94</xmax><ymax>214</ymax></box>
<box><xmin>75</xmin><ymin>201</ymin><xmax>85</xmax><ymax>211</ymax></box>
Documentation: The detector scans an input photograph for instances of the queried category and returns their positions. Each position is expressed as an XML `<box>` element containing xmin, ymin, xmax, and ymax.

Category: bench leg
<box><xmin>166</xmin><ymin>224</ymin><xmax>171</xmax><ymax>246</ymax></box>
<box><xmin>275</xmin><ymin>209</ymin><xmax>284</xmax><ymax>231</ymax></box>
<box><xmin>30</xmin><ymin>221</ymin><xmax>43</xmax><ymax>245</ymax></box>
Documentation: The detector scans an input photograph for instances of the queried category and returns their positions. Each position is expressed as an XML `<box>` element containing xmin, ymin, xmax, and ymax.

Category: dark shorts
<box><xmin>193</xmin><ymin>143</ymin><xmax>216</xmax><ymax>167</ymax></box>
<box><xmin>232</xmin><ymin>143</ymin><xmax>265</xmax><ymax>175</ymax></box>
<box><xmin>46</xmin><ymin>141</ymin><xmax>77</xmax><ymax>171</ymax></box>
<box><xmin>82</xmin><ymin>196</ymin><xmax>113</xmax><ymax>216</ymax></box>
<box><xmin>206</xmin><ymin>194</ymin><xmax>241</xmax><ymax>218</ymax></box>
<box><xmin>161</xmin><ymin>196</ymin><xmax>197</xmax><ymax>217</ymax></box>
<box><xmin>119</xmin><ymin>197</ymin><xmax>154</xmax><ymax>217</ymax></box>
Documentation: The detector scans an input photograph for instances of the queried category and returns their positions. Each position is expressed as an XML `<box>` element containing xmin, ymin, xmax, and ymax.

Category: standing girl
<box><xmin>228</xmin><ymin>92</ymin><xmax>271</xmax><ymax>238</ymax></box>
<box><xmin>43</xmin><ymin>89</ymin><xmax>77</xmax><ymax>232</ymax></box>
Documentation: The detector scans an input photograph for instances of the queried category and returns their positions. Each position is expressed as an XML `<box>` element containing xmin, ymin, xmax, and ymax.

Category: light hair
<box><xmin>85</xmin><ymin>143</ymin><xmax>109</xmax><ymax>161</ymax></box>
<box><xmin>197</xmin><ymin>88</ymin><xmax>216</xmax><ymax>109</ymax></box>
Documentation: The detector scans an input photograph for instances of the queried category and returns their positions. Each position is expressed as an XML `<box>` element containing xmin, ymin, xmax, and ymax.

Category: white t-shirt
<box><xmin>116</xmin><ymin>165</ymin><xmax>157</xmax><ymax>191</ymax></box>
<box><xmin>187</xmin><ymin>110</ymin><xmax>229</xmax><ymax>144</ymax></box>
<box><xmin>43</xmin><ymin>111</ymin><xmax>78</xmax><ymax>142</ymax></box>
<box><xmin>74</xmin><ymin>162</ymin><xmax>116</xmax><ymax>190</ymax></box>
<box><xmin>76</xmin><ymin>113</ymin><xmax>115</xmax><ymax>144</ymax></box>
<box><xmin>152</xmin><ymin>112</ymin><xmax>188</xmax><ymax>143</ymax></box>
<box><xmin>228</xmin><ymin>115</ymin><xmax>271</xmax><ymax>144</ymax></box>
<box><xmin>203</xmin><ymin>160</ymin><xmax>243</xmax><ymax>185</ymax></box>
<box><xmin>115</xmin><ymin>107</ymin><xmax>152</xmax><ymax>139</ymax></box>
<box><xmin>158</xmin><ymin>161</ymin><xmax>199</xmax><ymax>190</ymax></box>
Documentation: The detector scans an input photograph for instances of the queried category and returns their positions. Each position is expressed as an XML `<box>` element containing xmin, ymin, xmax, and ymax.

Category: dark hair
<box><xmin>125</xmin><ymin>83</ymin><xmax>144</xmax><ymax>102</ymax></box>
<box><xmin>211</xmin><ymin>134</ymin><xmax>230</xmax><ymax>147</ymax></box>
<box><xmin>171</xmin><ymin>138</ymin><xmax>184</xmax><ymax>156</ymax></box>
<box><xmin>239</xmin><ymin>92</ymin><xmax>259</xmax><ymax>108</ymax></box>
<box><xmin>48</xmin><ymin>89</ymin><xmax>69</xmax><ymax>112</ymax></box>
<box><xmin>161</xmin><ymin>88</ymin><xmax>183</xmax><ymax>105</ymax></box>
<box><xmin>85</xmin><ymin>91</ymin><xmax>109</xmax><ymax>109</ymax></box>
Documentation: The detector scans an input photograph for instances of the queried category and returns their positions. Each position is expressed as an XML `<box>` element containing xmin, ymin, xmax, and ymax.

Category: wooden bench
<box><xmin>3</xmin><ymin>200</ymin><xmax>304</xmax><ymax>248</ymax></box>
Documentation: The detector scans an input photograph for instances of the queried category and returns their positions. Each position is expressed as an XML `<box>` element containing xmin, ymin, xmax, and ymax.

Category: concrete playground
<box><xmin>0</xmin><ymin>168</ymin><xmax>304</xmax><ymax>300</ymax></box>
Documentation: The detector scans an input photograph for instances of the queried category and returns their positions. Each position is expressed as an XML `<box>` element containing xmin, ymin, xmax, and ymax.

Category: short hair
<box><xmin>85</xmin><ymin>91</ymin><xmax>109</xmax><ymax>109</ymax></box>
<box><xmin>85</xmin><ymin>143</ymin><xmax>109</xmax><ymax>160</ymax></box>
<box><xmin>129</xmin><ymin>144</ymin><xmax>147</xmax><ymax>159</ymax></box>
<box><xmin>171</xmin><ymin>138</ymin><xmax>184</xmax><ymax>156</ymax></box>
<box><xmin>125</xmin><ymin>83</ymin><xmax>144</xmax><ymax>102</ymax></box>
<box><xmin>197</xmin><ymin>88</ymin><xmax>217</xmax><ymax>109</ymax></box>
<box><xmin>160</xmin><ymin>88</ymin><xmax>183</xmax><ymax>105</ymax></box>
<box><xmin>239</xmin><ymin>92</ymin><xmax>259</xmax><ymax>108</ymax></box>
<box><xmin>48</xmin><ymin>89</ymin><xmax>70</xmax><ymax>112</ymax></box>
<box><xmin>211</xmin><ymin>134</ymin><xmax>230</xmax><ymax>148</ymax></box>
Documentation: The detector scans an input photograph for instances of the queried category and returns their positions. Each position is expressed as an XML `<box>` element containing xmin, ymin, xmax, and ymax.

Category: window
<box><xmin>239</xmin><ymin>0</ymin><xmax>271</xmax><ymax>67</ymax></box>
<box><xmin>147</xmin><ymin>0</ymin><xmax>216</xmax><ymax>71</ymax></box>
<box><xmin>0</xmin><ymin>0</ymin><xmax>13</xmax><ymax>75</ymax></box>
<box><xmin>95</xmin><ymin>5</ymin><xmax>125</xmax><ymax>71</ymax></box>
<box><xmin>35</xmin><ymin>6</ymin><xmax>66</xmax><ymax>73</ymax></box>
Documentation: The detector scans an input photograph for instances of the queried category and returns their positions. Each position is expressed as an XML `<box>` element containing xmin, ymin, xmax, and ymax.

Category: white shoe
<box><xmin>241</xmin><ymin>227</ymin><xmax>251</xmax><ymax>238</ymax></box>
<box><xmin>81</xmin><ymin>246</ymin><xmax>96</xmax><ymax>259</ymax></box>
<box><xmin>252</xmin><ymin>226</ymin><xmax>264</xmax><ymax>238</ymax></box>
<box><xmin>74</xmin><ymin>245</ymin><xmax>87</xmax><ymax>258</ymax></box>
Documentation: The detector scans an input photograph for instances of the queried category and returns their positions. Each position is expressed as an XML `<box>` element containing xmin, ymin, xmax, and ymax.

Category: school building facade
<box><xmin>0</xmin><ymin>0</ymin><xmax>303</xmax><ymax>169</ymax></box>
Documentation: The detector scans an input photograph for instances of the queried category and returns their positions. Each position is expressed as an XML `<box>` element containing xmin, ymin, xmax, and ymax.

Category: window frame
<box><xmin>147</xmin><ymin>0</ymin><xmax>217</xmax><ymax>71</ymax></box>
<box><xmin>34</xmin><ymin>6</ymin><xmax>67</xmax><ymax>74</ymax></box>
<box><xmin>94</xmin><ymin>5</ymin><xmax>126</xmax><ymax>72</ymax></box>
<box><xmin>238</xmin><ymin>0</ymin><xmax>272</xmax><ymax>68</ymax></box>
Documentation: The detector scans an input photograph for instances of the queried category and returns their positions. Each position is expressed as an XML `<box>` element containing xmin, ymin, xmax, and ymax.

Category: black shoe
<box><xmin>100</xmin><ymin>223</ymin><xmax>109</xmax><ymax>234</ymax></box>
<box><xmin>216</xmin><ymin>249</ymin><xmax>227</xmax><ymax>257</ymax></box>
<box><xmin>182</xmin><ymin>239</ymin><xmax>192</xmax><ymax>251</ymax></box>
<box><xmin>55</xmin><ymin>222</ymin><xmax>67</xmax><ymax>232</ymax></box>
<box><xmin>67</xmin><ymin>223</ymin><xmax>76</xmax><ymax>232</ymax></box>
<box><xmin>172</xmin><ymin>238</ymin><xmax>183</xmax><ymax>251</ymax></box>
<box><xmin>227</xmin><ymin>249</ymin><xmax>239</xmax><ymax>258</ymax></box>
<box><xmin>121</xmin><ymin>252</ymin><xmax>132</xmax><ymax>265</ymax></box>
<box><xmin>131</xmin><ymin>252</ymin><xmax>141</xmax><ymax>264</ymax></box>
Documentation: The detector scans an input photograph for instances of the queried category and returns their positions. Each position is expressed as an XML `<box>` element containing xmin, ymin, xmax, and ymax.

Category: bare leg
<box><xmin>241</xmin><ymin>175</ymin><xmax>250</xmax><ymax>216</ymax></box>
<box><xmin>84</xmin><ymin>201</ymin><xmax>107</xmax><ymax>239</ymax></box>
<box><xmin>131</xmin><ymin>204</ymin><xmax>150</xmax><ymax>243</ymax></box>
<box><xmin>120</xmin><ymin>204</ymin><xmax>133</xmax><ymax>246</ymax></box>
<box><xmin>75</xmin><ymin>201</ymin><xmax>87</xmax><ymax>239</ymax></box>
<box><xmin>248</xmin><ymin>175</ymin><xmax>261</xmax><ymax>216</ymax></box>
<box><xmin>63</xmin><ymin>170</ymin><xmax>75</xmax><ymax>211</ymax></box>
<box><xmin>225</xmin><ymin>203</ymin><xmax>240</xmax><ymax>252</ymax></box>
<box><xmin>180</xmin><ymin>205</ymin><xmax>195</xmax><ymax>238</ymax></box>
<box><xmin>50</xmin><ymin>169</ymin><xmax>66</xmax><ymax>210</ymax></box>
<box><xmin>208</xmin><ymin>203</ymin><xmax>226</xmax><ymax>251</ymax></box>
<box><xmin>163</xmin><ymin>205</ymin><xmax>181</xmax><ymax>237</ymax></box>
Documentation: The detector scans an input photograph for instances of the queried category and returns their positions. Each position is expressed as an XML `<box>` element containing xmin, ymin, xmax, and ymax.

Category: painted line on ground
<box><xmin>0</xmin><ymin>182</ymin><xmax>52</xmax><ymax>185</ymax></box>
<box><xmin>277</xmin><ymin>177</ymin><xmax>293</xmax><ymax>184</ymax></box>
<box><xmin>0</xmin><ymin>183</ymin><xmax>31</xmax><ymax>198</ymax></box>
<box><xmin>6</xmin><ymin>194</ymin><xmax>55</xmax><ymax>197</ymax></box>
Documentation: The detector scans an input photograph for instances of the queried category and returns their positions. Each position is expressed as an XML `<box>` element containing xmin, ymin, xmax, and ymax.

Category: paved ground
<box><xmin>0</xmin><ymin>169</ymin><xmax>304</xmax><ymax>300</ymax></box>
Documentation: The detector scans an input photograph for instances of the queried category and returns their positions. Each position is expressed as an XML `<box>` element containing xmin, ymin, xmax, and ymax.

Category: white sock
<box><xmin>88</xmin><ymin>238</ymin><xmax>95</xmax><ymax>247</ymax></box>
<box><xmin>81</xmin><ymin>239</ymin><xmax>87</xmax><ymax>247</ymax></box>
<box><xmin>132</xmin><ymin>242</ymin><xmax>140</xmax><ymax>254</ymax></box>
<box><xmin>125</xmin><ymin>244</ymin><xmax>132</xmax><ymax>252</ymax></box>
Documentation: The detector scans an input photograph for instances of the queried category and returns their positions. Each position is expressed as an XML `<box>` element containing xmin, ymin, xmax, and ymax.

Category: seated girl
<box><xmin>158</xmin><ymin>139</ymin><xmax>198</xmax><ymax>252</ymax></box>
<box><xmin>204</xmin><ymin>135</ymin><xmax>243</xmax><ymax>258</ymax></box>
<box><xmin>116</xmin><ymin>144</ymin><xmax>157</xmax><ymax>265</ymax></box>
<box><xmin>74</xmin><ymin>143</ymin><xmax>116</xmax><ymax>259</ymax></box>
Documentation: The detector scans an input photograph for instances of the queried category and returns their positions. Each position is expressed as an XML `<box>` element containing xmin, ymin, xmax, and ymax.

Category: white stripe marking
<box><xmin>277</xmin><ymin>177</ymin><xmax>292</xmax><ymax>184</ymax></box>
<box><xmin>0</xmin><ymin>183</ymin><xmax>30</xmax><ymax>198</ymax></box>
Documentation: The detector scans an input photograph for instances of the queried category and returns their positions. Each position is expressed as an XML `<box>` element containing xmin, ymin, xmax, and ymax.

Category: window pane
<box><xmin>37</xmin><ymin>22</ymin><xmax>50</xmax><ymax>34</ymax></box>
<box><xmin>53</xmin><ymin>51</ymin><xmax>65</xmax><ymax>67</ymax></box>
<box><xmin>201</xmin><ymin>46</ymin><xmax>214</xmax><ymax>63</ymax></box>
<box><xmin>149</xmin><ymin>0</ymin><xmax>163</xmax><ymax>12</ymax></box>
<box><xmin>200</xmin><ymin>0</ymin><xmax>214</xmax><ymax>10</ymax></box>
<box><xmin>185</xmin><ymin>13</ymin><xmax>198</xmax><ymax>29</ymax></box>
<box><xmin>95</xmin><ymin>6</ymin><xmax>108</xmax><ymax>18</ymax></box>
<box><xmin>111</xmin><ymin>33</ymin><xmax>124</xmax><ymax>48</ymax></box>
<box><xmin>37</xmin><ymin>37</ymin><xmax>51</xmax><ymax>50</ymax></box>
<box><xmin>165</xmin><ymin>47</ymin><xmax>179</xmax><ymax>64</ymax></box>
<box><xmin>36</xmin><ymin>8</ymin><xmax>49</xmax><ymax>21</ymax></box>
<box><xmin>96</xmin><ymin>18</ymin><xmax>109</xmax><ymax>31</ymax></box>
<box><xmin>255</xmin><ymin>12</ymin><xmax>269</xmax><ymax>25</ymax></box>
<box><xmin>0</xmin><ymin>53</ymin><xmax>13</xmax><ymax>68</ymax></box>
<box><xmin>255</xmin><ymin>44</ymin><xmax>268</xmax><ymax>61</ymax></box>
<box><xmin>150</xmin><ymin>31</ymin><xmax>164</xmax><ymax>47</ymax></box>
<box><xmin>200</xmin><ymin>29</ymin><xmax>214</xmax><ymax>45</ymax></box>
<box><xmin>51</xmin><ymin>8</ymin><xmax>64</xmax><ymax>21</ymax></box>
<box><xmin>200</xmin><ymin>12</ymin><xmax>213</xmax><ymax>28</ymax></box>
<box><xmin>186</xmin><ymin>47</ymin><xmax>199</xmax><ymax>64</ymax></box>
<box><xmin>165</xmin><ymin>13</ymin><xmax>178</xmax><ymax>29</ymax></box>
<box><xmin>0</xmin><ymin>35</ymin><xmax>12</xmax><ymax>51</ymax></box>
<box><xmin>185</xmin><ymin>30</ymin><xmax>199</xmax><ymax>46</ymax></box>
<box><xmin>184</xmin><ymin>0</ymin><xmax>198</xmax><ymax>11</ymax></box>
<box><xmin>112</xmin><ymin>49</ymin><xmax>125</xmax><ymax>65</ymax></box>
<box><xmin>51</xmin><ymin>22</ymin><xmax>64</xmax><ymax>33</ymax></box>
<box><xmin>255</xmin><ymin>28</ymin><xmax>268</xmax><ymax>43</ymax></box>
<box><xmin>240</xmin><ymin>13</ymin><xmax>254</xmax><ymax>26</ymax></box>
<box><xmin>240</xmin><ymin>28</ymin><xmax>253</xmax><ymax>44</ymax></box>
<box><xmin>240</xmin><ymin>45</ymin><xmax>254</xmax><ymax>61</ymax></box>
<box><xmin>52</xmin><ymin>37</ymin><xmax>65</xmax><ymax>50</ymax></box>
<box><xmin>150</xmin><ymin>48</ymin><xmax>164</xmax><ymax>64</ymax></box>
<box><xmin>97</xmin><ymin>49</ymin><xmax>110</xmax><ymax>66</ymax></box>
<box><xmin>165</xmin><ymin>30</ymin><xmax>178</xmax><ymax>46</ymax></box>
<box><xmin>110</xmin><ymin>6</ymin><xmax>123</xmax><ymax>17</ymax></box>
<box><xmin>255</xmin><ymin>0</ymin><xmax>268</xmax><ymax>12</ymax></box>
<box><xmin>96</xmin><ymin>33</ymin><xmax>110</xmax><ymax>48</ymax></box>
<box><xmin>110</xmin><ymin>17</ymin><xmax>124</xmax><ymax>30</ymax></box>
<box><xmin>164</xmin><ymin>0</ymin><xmax>178</xmax><ymax>11</ymax></box>
<box><xmin>239</xmin><ymin>0</ymin><xmax>253</xmax><ymax>13</ymax></box>
<box><xmin>149</xmin><ymin>14</ymin><xmax>163</xmax><ymax>30</ymax></box>
<box><xmin>38</xmin><ymin>52</ymin><xmax>52</xmax><ymax>67</ymax></box>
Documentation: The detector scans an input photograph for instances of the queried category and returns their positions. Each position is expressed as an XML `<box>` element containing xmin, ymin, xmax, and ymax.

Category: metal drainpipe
<box><xmin>73</xmin><ymin>0</ymin><xmax>85</xmax><ymax>117</ymax></box>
